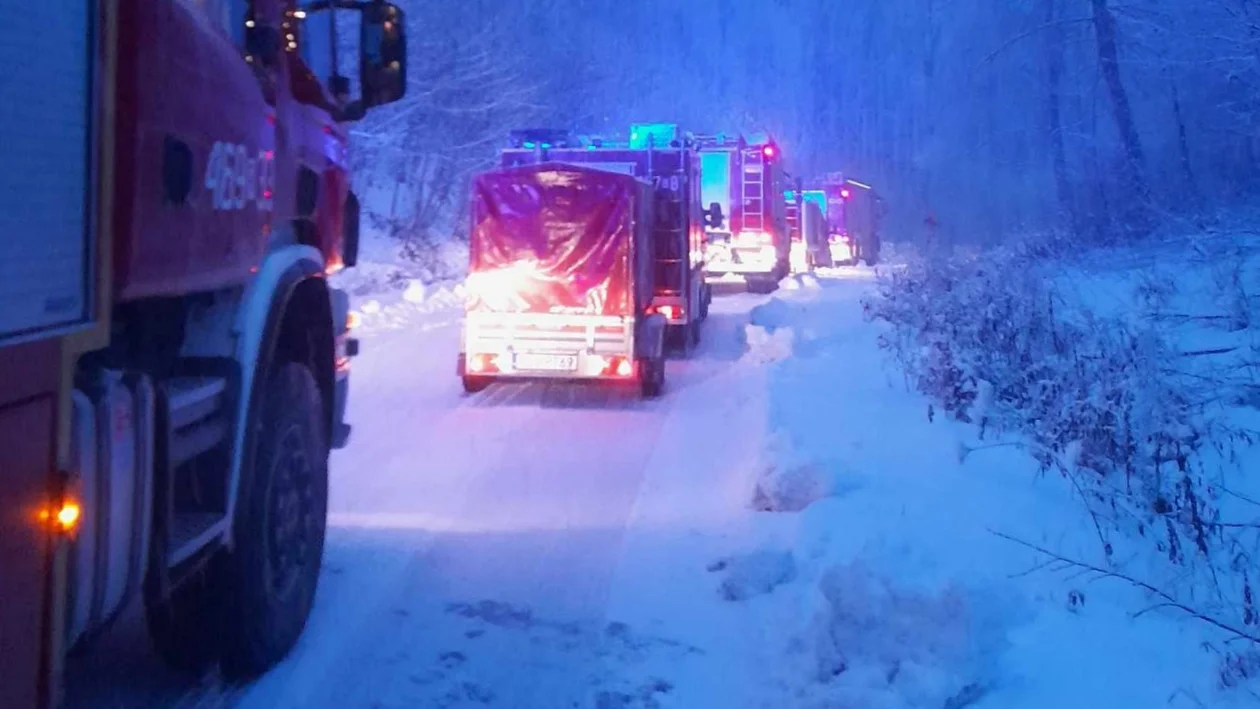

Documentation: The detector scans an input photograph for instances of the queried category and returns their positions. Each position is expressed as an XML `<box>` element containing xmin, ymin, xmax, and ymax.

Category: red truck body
<box><xmin>696</xmin><ymin>134</ymin><xmax>790</xmax><ymax>288</ymax></box>
<box><xmin>0</xmin><ymin>2</ymin><xmax>406</xmax><ymax>707</ymax></box>
<box><xmin>468</xmin><ymin>164</ymin><xmax>651</xmax><ymax>317</ymax></box>
<box><xmin>498</xmin><ymin>142</ymin><xmax>709</xmax><ymax>339</ymax></box>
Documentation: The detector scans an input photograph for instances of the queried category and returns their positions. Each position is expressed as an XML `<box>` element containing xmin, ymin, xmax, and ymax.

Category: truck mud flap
<box><xmin>634</xmin><ymin>313</ymin><xmax>668</xmax><ymax>360</ymax></box>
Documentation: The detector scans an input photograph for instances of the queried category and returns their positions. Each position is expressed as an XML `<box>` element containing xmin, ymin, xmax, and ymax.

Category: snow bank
<box><xmin>809</xmin><ymin>560</ymin><xmax>996</xmax><ymax>709</ymax></box>
<box><xmin>708</xmin><ymin>550</ymin><xmax>797</xmax><ymax>602</ymax></box>
<box><xmin>741</xmin><ymin>324</ymin><xmax>795</xmax><ymax>364</ymax></box>
<box><xmin>864</xmin><ymin>230</ymin><xmax>1260</xmax><ymax>695</ymax></box>
<box><xmin>330</xmin><ymin>232</ymin><xmax>469</xmax><ymax>334</ymax></box>
<box><xmin>751</xmin><ymin>431</ymin><xmax>861</xmax><ymax>513</ymax></box>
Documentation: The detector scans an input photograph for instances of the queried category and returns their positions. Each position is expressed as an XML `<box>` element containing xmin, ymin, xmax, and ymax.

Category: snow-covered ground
<box><xmin>66</xmin><ymin>265</ymin><xmax>1256</xmax><ymax>709</ymax></box>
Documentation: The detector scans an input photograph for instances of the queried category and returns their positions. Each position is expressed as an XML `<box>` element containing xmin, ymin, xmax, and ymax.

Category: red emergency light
<box><xmin>762</xmin><ymin>145</ymin><xmax>776</xmax><ymax>159</ymax></box>
<box><xmin>840</xmin><ymin>188</ymin><xmax>852</xmax><ymax>199</ymax></box>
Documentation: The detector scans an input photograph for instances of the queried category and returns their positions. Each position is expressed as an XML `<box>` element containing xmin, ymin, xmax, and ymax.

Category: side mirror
<box><xmin>704</xmin><ymin>202</ymin><xmax>725</xmax><ymax>229</ymax></box>
<box><xmin>360</xmin><ymin>1</ymin><xmax>406</xmax><ymax>108</ymax></box>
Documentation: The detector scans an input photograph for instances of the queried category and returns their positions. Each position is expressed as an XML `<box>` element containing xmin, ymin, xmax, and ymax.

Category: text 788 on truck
<box><xmin>0</xmin><ymin>3</ymin><xmax>407</xmax><ymax>708</ymax></box>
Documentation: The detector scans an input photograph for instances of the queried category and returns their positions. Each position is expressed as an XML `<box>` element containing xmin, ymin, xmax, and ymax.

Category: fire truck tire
<box><xmin>462</xmin><ymin>375</ymin><xmax>491</xmax><ymax>394</ymax></box>
<box><xmin>219</xmin><ymin>362</ymin><xmax>329</xmax><ymax>679</ymax></box>
<box><xmin>639</xmin><ymin>355</ymin><xmax>665</xmax><ymax>398</ymax></box>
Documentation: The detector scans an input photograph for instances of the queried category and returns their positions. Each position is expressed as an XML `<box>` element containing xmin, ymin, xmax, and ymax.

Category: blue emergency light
<box><xmin>629</xmin><ymin>123</ymin><xmax>679</xmax><ymax>149</ymax></box>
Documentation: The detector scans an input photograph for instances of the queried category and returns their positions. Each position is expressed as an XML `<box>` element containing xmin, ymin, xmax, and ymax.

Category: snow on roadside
<box><xmin>646</xmin><ymin>273</ymin><xmax>1254</xmax><ymax>708</ymax></box>
<box><xmin>331</xmin><ymin>233</ymin><xmax>469</xmax><ymax>335</ymax></box>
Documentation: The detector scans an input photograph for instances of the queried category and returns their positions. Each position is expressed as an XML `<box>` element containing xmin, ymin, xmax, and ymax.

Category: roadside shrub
<box><xmin>864</xmin><ymin>242</ymin><xmax>1260</xmax><ymax>660</ymax></box>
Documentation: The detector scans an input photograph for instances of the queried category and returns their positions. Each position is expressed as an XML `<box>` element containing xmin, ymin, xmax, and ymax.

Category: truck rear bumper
<box><xmin>461</xmin><ymin>312</ymin><xmax>638</xmax><ymax>382</ymax></box>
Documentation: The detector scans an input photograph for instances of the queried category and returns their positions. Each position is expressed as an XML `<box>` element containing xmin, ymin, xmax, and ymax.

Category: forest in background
<box><xmin>347</xmin><ymin>0</ymin><xmax>1260</xmax><ymax>261</ymax></box>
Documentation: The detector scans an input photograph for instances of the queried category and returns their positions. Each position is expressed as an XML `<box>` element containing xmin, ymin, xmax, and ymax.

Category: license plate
<box><xmin>514</xmin><ymin>353</ymin><xmax>578</xmax><ymax>372</ymax></box>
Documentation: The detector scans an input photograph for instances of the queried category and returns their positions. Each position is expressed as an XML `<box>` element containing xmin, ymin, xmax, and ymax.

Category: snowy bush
<box><xmin>864</xmin><ymin>238</ymin><xmax>1260</xmax><ymax>665</ymax></box>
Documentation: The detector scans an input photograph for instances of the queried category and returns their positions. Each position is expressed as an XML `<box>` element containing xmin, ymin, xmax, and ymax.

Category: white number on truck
<box><xmin>204</xmin><ymin>141</ymin><xmax>275</xmax><ymax>212</ymax></box>
<box><xmin>652</xmin><ymin>175</ymin><xmax>681</xmax><ymax>192</ymax></box>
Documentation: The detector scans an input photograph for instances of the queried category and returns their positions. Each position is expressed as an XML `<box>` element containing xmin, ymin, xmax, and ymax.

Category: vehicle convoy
<box><xmin>694</xmin><ymin>132</ymin><xmax>790</xmax><ymax>292</ymax></box>
<box><xmin>458</xmin><ymin>162</ymin><xmax>669</xmax><ymax>398</ymax></box>
<box><xmin>0</xmin><ymin>3</ymin><xmax>406</xmax><ymax>708</ymax></box>
<box><xmin>498</xmin><ymin>123</ymin><xmax>711</xmax><ymax>350</ymax></box>
<box><xmin>821</xmin><ymin>173</ymin><xmax>883</xmax><ymax>266</ymax></box>
<box><xmin>785</xmin><ymin>188</ymin><xmax>830</xmax><ymax>273</ymax></box>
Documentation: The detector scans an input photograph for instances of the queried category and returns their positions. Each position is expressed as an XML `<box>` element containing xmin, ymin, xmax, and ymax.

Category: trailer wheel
<box><xmin>639</xmin><ymin>355</ymin><xmax>665</xmax><ymax>398</ymax></box>
<box><xmin>220</xmin><ymin>362</ymin><xmax>328</xmax><ymax>679</ymax></box>
<box><xmin>462</xmin><ymin>375</ymin><xmax>491</xmax><ymax>394</ymax></box>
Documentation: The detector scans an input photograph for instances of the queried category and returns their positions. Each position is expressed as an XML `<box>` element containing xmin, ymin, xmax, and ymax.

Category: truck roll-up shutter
<box><xmin>0</xmin><ymin>3</ymin><xmax>96</xmax><ymax>344</ymax></box>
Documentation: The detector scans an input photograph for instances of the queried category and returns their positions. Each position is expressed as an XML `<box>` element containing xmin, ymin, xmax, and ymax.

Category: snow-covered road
<box><xmin>66</xmin><ymin>268</ymin><xmax>1250</xmax><ymax>709</ymax></box>
<box><xmin>238</xmin><ymin>288</ymin><xmax>780</xmax><ymax>709</ymax></box>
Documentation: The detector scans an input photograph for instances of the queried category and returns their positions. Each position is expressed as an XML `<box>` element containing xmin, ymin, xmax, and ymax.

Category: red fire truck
<box><xmin>0</xmin><ymin>3</ymin><xmax>406</xmax><ymax>707</ymax></box>
<box><xmin>821</xmin><ymin>173</ymin><xmax>883</xmax><ymax>266</ymax></box>
<box><xmin>785</xmin><ymin>188</ymin><xmax>830</xmax><ymax>273</ymax></box>
<box><xmin>695</xmin><ymin>132</ymin><xmax>790</xmax><ymax>292</ymax></box>
<box><xmin>497</xmin><ymin>124</ymin><xmax>711</xmax><ymax>350</ymax></box>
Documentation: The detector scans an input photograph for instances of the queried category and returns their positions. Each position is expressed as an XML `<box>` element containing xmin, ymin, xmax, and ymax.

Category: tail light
<box><xmin>595</xmin><ymin>355</ymin><xmax>634</xmax><ymax>377</ymax></box>
<box><xmin>467</xmin><ymin>353</ymin><xmax>501</xmax><ymax>374</ymax></box>
<box><xmin>651</xmin><ymin>304</ymin><xmax>682</xmax><ymax>320</ymax></box>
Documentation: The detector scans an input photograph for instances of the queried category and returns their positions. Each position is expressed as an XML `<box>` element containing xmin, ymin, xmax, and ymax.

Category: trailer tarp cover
<box><xmin>469</xmin><ymin>163</ymin><xmax>644</xmax><ymax>316</ymax></box>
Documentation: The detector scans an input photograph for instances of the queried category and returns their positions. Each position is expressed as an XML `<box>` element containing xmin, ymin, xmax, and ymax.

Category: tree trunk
<box><xmin>1090</xmin><ymin>0</ymin><xmax>1150</xmax><ymax>235</ymax></box>
<box><xmin>1044</xmin><ymin>0</ymin><xmax>1074</xmax><ymax>229</ymax></box>
<box><xmin>1169</xmin><ymin>78</ymin><xmax>1199</xmax><ymax>200</ymax></box>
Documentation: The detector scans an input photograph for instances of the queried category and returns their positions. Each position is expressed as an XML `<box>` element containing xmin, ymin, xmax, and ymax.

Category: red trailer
<box><xmin>695</xmin><ymin>133</ymin><xmax>790</xmax><ymax>292</ymax></box>
<box><xmin>458</xmin><ymin>162</ymin><xmax>668</xmax><ymax>397</ymax></box>
<box><xmin>0</xmin><ymin>3</ymin><xmax>407</xmax><ymax>707</ymax></box>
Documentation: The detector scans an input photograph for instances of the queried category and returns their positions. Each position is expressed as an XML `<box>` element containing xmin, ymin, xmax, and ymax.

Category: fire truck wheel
<box><xmin>462</xmin><ymin>375</ymin><xmax>491</xmax><ymax>394</ymax></box>
<box><xmin>688</xmin><ymin>320</ymin><xmax>701</xmax><ymax>348</ymax></box>
<box><xmin>220</xmin><ymin>362</ymin><xmax>329</xmax><ymax>679</ymax></box>
<box><xmin>639</xmin><ymin>355</ymin><xmax>665</xmax><ymax>398</ymax></box>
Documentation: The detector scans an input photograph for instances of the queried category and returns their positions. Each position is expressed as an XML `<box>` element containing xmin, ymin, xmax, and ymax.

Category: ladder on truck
<box><xmin>784</xmin><ymin>190</ymin><xmax>802</xmax><ymax>242</ymax></box>
<box><xmin>651</xmin><ymin>148</ymin><xmax>688</xmax><ymax>298</ymax></box>
<box><xmin>741</xmin><ymin>147</ymin><xmax>767</xmax><ymax>234</ymax></box>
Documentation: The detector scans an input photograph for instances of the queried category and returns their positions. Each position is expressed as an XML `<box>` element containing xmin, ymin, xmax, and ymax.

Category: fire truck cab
<box><xmin>0</xmin><ymin>2</ymin><xmax>407</xmax><ymax>707</ymax></box>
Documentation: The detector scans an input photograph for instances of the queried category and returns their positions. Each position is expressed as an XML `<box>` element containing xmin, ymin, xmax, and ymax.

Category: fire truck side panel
<box><xmin>0</xmin><ymin>339</ymin><xmax>62</xmax><ymax>709</ymax></box>
<box><xmin>113</xmin><ymin>0</ymin><xmax>276</xmax><ymax>301</ymax></box>
<box><xmin>0</xmin><ymin>4</ymin><xmax>96</xmax><ymax>341</ymax></box>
